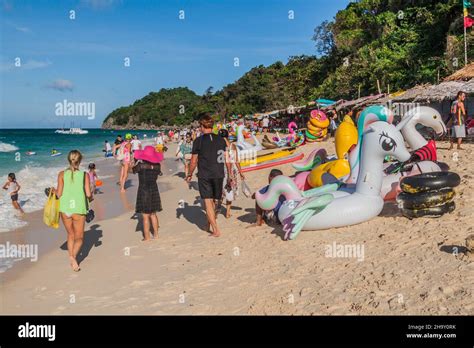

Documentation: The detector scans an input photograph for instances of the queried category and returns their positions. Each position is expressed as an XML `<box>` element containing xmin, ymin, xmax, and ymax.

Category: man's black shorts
<box><xmin>198</xmin><ymin>178</ymin><xmax>224</xmax><ymax>200</ymax></box>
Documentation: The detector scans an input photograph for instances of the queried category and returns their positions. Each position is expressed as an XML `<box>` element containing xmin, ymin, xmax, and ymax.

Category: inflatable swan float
<box><xmin>379</xmin><ymin>106</ymin><xmax>447</xmax><ymax>199</ymax></box>
<box><xmin>400</xmin><ymin>105</ymin><xmax>446</xmax><ymax>159</ymax></box>
<box><xmin>257</xmin><ymin>120</ymin><xmax>411</xmax><ymax>239</ymax></box>
<box><xmin>402</xmin><ymin>106</ymin><xmax>446</xmax><ymax>150</ymax></box>
<box><xmin>235</xmin><ymin>124</ymin><xmax>263</xmax><ymax>153</ymax></box>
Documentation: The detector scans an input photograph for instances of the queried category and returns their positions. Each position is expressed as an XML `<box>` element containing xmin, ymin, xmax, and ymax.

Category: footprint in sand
<box><xmin>130</xmin><ymin>255</ymin><xmax>145</xmax><ymax>260</ymax></box>
<box><xmin>52</xmin><ymin>306</ymin><xmax>66</xmax><ymax>314</ymax></box>
<box><xmin>129</xmin><ymin>280</ymin><xmax>152</xmax><ymax>288</ymax></box>
<box><xmin>150</xmin><ymin>302</ymin><xmax>164</xmax><ymax>308</ymax></box>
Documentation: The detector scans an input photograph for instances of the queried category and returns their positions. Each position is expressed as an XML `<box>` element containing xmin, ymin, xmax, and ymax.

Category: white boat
<box><xmin>55</xmin><ymin>127</ymin><xmax>89</xmax><ymax>135</ymax></box>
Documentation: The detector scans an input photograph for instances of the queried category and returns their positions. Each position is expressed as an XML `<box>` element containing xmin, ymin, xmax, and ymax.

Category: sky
<box><xmin>0</xmin><ymin>0</ymin><xmax>349</xmax><ymax>128</ymax></box>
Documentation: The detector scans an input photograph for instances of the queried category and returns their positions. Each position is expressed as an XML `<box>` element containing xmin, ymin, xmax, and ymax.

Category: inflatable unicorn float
<box><xmin>256</xmin><ymin>116</ymin><xmax>411</xmax><ymax>239</ymax></box>
<box><xmin>255</xmin><ymin>105</ymin><xmax>448</xmax><ymax>239</ymax></box>
<box><xmin>292</xmin><ymin>105</ymin><xmax>447</xmax><ymax>200</ymax></box>
<box><xmin>347</xmin><ymin>106</ymin><xmax>446</xmax><ymax>199</ymax></box>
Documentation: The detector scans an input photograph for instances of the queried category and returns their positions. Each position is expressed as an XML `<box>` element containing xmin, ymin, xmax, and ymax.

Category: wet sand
<box><xmin>0</xmin><ymin>148</ymin><xmax>176</xmax><ymax>281</ymax></box>
<box><xmin>1</xmin><ymin>139</ymin><xmax>473</xmax><ymax>315</ymax></box>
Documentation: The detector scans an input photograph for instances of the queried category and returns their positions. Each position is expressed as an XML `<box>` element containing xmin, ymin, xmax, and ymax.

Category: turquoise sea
<box><xmin>0</xmin><ymin>129</ymin><xmax>160</xmax><ymax>175</ymax></box>
<box><xmin>0</xmin><ymin>129</ymin><xmax>159</xmax><ymax>232</ymax></box>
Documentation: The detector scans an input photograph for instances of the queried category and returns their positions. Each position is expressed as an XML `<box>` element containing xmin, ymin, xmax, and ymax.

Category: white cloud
<box><xmin>46</xmin><ymin>79</ymin><xmax>74</xmax><ymax>92</ymax></box>
<box><xmin>80</xmin><ymin>0</ymin><xmax>122</xmax><ymax>10</ymax></box>
<box><xmin>15</xmin><ymin>26</ymin><xmax>31</xmax><ymax>33</ymax></box>
<box><xmin>4</xmin><ymin>20</ymin><xmax>32</xmax><ymax>33</ymax></box>
<box><xmin>23</xmin><ymin>59</ymin><xmax>51</xmax><ymax>69</ymax></box>
<box><xmin>0</xmin><ymin>59</ymin><xmax>52</xmax><ymax>72</ymax></box>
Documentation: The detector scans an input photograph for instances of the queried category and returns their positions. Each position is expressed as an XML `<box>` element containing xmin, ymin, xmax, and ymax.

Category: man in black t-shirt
<box><xmin>186</xmin><ymin>115</ymin><xmax>233</xmax><ymax>237</ymax></box>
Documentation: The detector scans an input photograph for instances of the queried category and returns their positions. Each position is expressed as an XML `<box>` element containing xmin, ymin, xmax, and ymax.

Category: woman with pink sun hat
<box><xmin>132</xmin><ymin>146</ymin><xmax>164</xmax><ymax>241</ymax></box>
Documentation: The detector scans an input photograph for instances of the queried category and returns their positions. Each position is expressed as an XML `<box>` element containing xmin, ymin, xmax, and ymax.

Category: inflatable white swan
<box><xmin>379</xmin><ymin>106</ymin><xmax>447</xmax><ymax>199</ymax></box>
<box><xmin>401</xmin><ymin>106</ymin><xmax>446</xmax><ymax>151</ymax></box>
<box><xmin>257</xmin><ymin>120</ymin><xmax>411</xmax><ymax>239</ymax></box>
<box><xmin>235</xmin><ymin>124</ymin><xmax>263</xmax><ymax>153</ymax></box>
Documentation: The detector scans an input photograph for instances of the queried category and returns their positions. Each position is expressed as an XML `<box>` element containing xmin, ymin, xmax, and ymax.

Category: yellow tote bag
<box><xmin>43</xmin><ymin>188</ymin><xmax>60</xmax><ymax>229</ymax></box>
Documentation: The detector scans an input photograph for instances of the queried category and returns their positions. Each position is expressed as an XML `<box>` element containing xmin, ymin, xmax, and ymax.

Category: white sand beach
<box><xmin>1</xmin><ymin>139</ymin><xmax>473</xmax><ymax>315</ymax></box>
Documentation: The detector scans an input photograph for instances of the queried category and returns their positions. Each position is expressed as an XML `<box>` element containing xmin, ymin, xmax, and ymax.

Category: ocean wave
<box><xmin>0</xmin><ymin>165</ymin><xmax>62</xmax><ymax>233</ymax></box>
<box><xmin>0</xmin><ymin>141</ymin><xmax>19</xmax><ymax>152</ymax></box>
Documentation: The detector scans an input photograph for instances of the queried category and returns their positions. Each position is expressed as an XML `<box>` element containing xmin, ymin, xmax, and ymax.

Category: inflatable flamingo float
<box><xmin>287</xmin><ymin>121</ymin><xmax>305</xmax><ymax>147</ymax></box>
<box><xmin>257</xmin><ymin>120</ymin><xmax>411</xmax><ymax>239</ymax></box>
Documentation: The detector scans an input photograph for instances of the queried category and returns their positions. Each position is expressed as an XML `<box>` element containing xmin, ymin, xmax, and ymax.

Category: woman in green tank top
<box><xmin>55</xmin><ymin>150</ymin><xmax>92</xmax><ymax>272</ymax></box>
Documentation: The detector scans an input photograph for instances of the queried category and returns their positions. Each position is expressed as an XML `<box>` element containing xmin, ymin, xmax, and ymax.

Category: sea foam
<box><xmin>0</xmin><ymin>141</ymin><xmax>19</xmax><ymax>152</ymax></box>
<box><xmin>0</xmin><ymin>165</ymin><xmax>61</xmax><ymax>233</ymax></box>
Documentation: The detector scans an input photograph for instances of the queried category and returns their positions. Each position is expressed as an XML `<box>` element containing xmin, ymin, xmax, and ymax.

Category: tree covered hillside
<box><xmin>103</xmin><ymin>0</ymin><xmax>469</xmax><ymax>128</ymax></box>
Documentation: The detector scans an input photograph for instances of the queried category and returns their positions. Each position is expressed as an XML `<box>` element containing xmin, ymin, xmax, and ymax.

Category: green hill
<box><xmin>103</xmin><ymin>0</ymin><xmax>470</xmax><ymax>128</ymax></box>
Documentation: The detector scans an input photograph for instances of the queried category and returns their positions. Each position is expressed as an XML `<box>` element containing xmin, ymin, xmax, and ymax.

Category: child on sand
<box><xmin>113</xmin><ymin>134</ymin><xmax>132</xmax><ymax>192</ymax></box>
<box><xmin>179</xmin><ymin>133</ymin><xmax>193</xmax><ymax>178</ymax></box>
<box><xmin>3</xmin><ymin>173</ymin><xmax>24</xmax><ymax>214</ymax></box>
<box><xmin>247</xmin><ymin>169</ymin><xmax>284</xmax><ymax>228</ymax></box>
<box><xmin>88</xmin><ymin>163</ymin><xmax>98</xmax><ymax>196</ymax></box>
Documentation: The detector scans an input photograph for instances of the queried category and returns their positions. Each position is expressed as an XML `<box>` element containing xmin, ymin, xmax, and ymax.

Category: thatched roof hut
<box><xmin>392</xmin><ymin>80</ymin><xmax>474</xmax><ymax>103</ymax></box>
<box><xmin>326</xmin><ymin>94</ymin><xmax>386</xmax><ymax>112</ymax></box>
<box><xmin>390</xmin><ymin>64</ymin><xmax>474</xmax><ymax>103</ymax></box>
<box><xmin>444</xmin><ymin>63</ymin><xmax>474</xmax><ymax>82</ymax></box>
